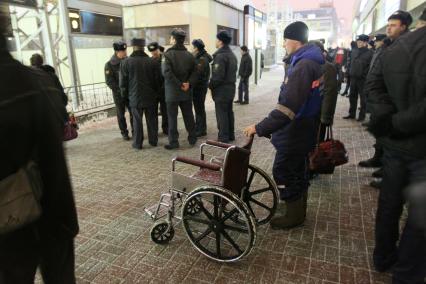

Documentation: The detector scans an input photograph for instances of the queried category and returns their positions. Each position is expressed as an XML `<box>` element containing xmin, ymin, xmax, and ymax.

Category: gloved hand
<box><xmin>368</xmin><ymin>114</ymin><xmax>406</xmax><ymax>139</ymax></box>
<box><xmin>367</xmin><ymin>114</ymin><xmax>393</xmax><ymax>137</ymax></box>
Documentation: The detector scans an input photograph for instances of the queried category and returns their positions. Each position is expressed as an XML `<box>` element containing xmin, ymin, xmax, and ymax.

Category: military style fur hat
<box><xmin>113</xmin><ymin>41</ymin><xmax>127</xmax><ymax>51</ymax></box>
<box><xmin>130</xmin><ymin>38</ymin><xmax>145</xmax><ymax>47</ymax></box>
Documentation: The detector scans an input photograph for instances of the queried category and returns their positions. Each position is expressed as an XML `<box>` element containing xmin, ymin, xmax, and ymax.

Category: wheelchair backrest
<box><xmin>222</xmin><ymin>146</ymin><xmax>250</xmax><ymax>196</ymax></box>
<box><xmin>242</xmin><ymin>135</ymin><xmax>254</xmax><ymax>151</ymax></box>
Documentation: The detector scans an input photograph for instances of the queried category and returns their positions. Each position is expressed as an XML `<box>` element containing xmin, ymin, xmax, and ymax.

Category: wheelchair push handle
<box><xmin>173</xmin><ymin>156</ymin><xmax>222</xmax><ymax>171</ymax></box>
<box><xmin>205</xmin><ymin>135</ymin><xmax>255</xmax><ymax>150</ymax></box>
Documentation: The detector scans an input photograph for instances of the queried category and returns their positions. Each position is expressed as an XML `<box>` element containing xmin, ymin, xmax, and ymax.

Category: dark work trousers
<box><xmin>193</xmin><ymin>85</ymin><xmax>208</xmax><ymax>136</ymax></box>
<box><xmin>373</xmin><ymin>142</ymin><xmax>384</xmax><ymax>160</ymax></box>
<box><xmin>131</xmin><ymin>106</ymin><xmax>158</xmax><ymax>149</ymax></box>
<box><xmin>114</xmin><ymin>96</ymin><xmax>133</xmax><ymax>137</ymax></box>
<box><xmin>0</xmin><ymin>238</ymin><xmax>76</xmax><ymax>284</ymax></box>
<box><xmin>238</xmin><ymin>77</ymin><xmax>249</xmax><ymax>103</ymax></box>
<box><xmin>273</xmin><ymin>151</ymin><xmax>309</xmax><ymax>202</ymax></box>
<box><xmin>348</xmin><ymin>78</ymin><xmax>366</xmax><ymax>119</ymax></box>
<box><xmin>157</xmin><ymin>97</ymin><xmax>168</xmax><ymax>134</ymax></box>
<box><xmin>374</xmin><ymin>149</ymin><xmax>426</xmax><ymax>284</ymax></box>
<box><xmin>214</xmin><ymin>100</ymin><xmax>235</xmax><ymax>143</ymax></box>
<box><xmin>167</xmin><ymin>100</ymin><xmax>196</xmax><ymax>146</ymax></box>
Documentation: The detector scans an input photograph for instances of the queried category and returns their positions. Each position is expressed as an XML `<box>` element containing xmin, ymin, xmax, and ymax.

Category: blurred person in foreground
<box><xmin>0</xmin><ymin>6</ymin><xmax>79</xmax><ymax>283</ymax></box>
<box><xmin>244</xmin><ymin>22</ymin><xmax>324</xmax><ymax>230</ymax></box>
<box><xmin>366</xmin><ymin>11</ymin><xmax>426</xmax><ymax>284</ymax></box>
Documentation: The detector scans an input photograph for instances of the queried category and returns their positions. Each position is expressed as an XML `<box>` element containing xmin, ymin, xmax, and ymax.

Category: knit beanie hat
<box><xmin>284</xmin><ymin>21</ymin><xmax>309</xmax><ymax>43</ymax></box>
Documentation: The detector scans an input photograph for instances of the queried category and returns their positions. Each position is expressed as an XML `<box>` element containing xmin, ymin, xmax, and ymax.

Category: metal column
<box><xmin>58</xmin><ymin>0</ymin><xmax>80</xmax><ymax>110</ymax></box>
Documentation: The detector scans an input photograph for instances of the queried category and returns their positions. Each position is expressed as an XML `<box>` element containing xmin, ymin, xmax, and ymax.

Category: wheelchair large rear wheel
<box><xmin>241</xmin><ymin>164</ymin><xmax>279</xmax><ymax>225</ymax></box>
<box><xmin>182</xmin><ymin>186</ymin><xmax>256</xmax><ymax>262</ymax></box>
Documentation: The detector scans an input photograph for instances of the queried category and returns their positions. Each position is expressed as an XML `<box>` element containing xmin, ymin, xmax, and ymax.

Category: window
<box><xmin>69</xmin><ymin>9</ymin><xmax>123</xmax><ymax>36</ymax></box>
<box><xmin>124</xmin><ymin>25</ymin><xmax>190</xmax><ymax>46</ymax></box>
<box><xmin>4</xmin><ymin>0</ymin><xmax>37</xmax><ymax>8</ymax></box>
<box><xmin>217</xmin><ymin>25</ymin><xmax>239</xmax><ymax>46</ymax></box>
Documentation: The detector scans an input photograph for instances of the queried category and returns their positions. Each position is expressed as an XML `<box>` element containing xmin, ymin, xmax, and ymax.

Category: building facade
<box><xmin>293</xmin><ymin>0</ymin><xmax>339</xmax><ymax>47</ymax></box>
<box><xmin>352</xmin><ymin>0</ymin><xmax>426</xmax><ymax>36</ymax></box>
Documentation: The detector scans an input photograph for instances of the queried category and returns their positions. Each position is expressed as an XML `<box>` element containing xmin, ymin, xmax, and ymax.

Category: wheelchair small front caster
<box><xmin>185</xmin><ymin>196</ymin><xmax>201</xmax><ymax>215</ymax></box>
<box><xmin>150</xmin><ymin>222</ymin><xmax>175</xmax><ymax>244</ymax></box>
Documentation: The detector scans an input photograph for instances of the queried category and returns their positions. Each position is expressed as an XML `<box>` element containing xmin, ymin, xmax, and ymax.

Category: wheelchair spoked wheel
<box><xmin>150</xmin><ymin>222</ymin><xmax>175</xmax><ymax>244</ymax></box>
<box><xmin>242</xmin><ymin>164</ymin><xmax>279</xmax><ymax>225</ymax></box>
<box><xmin>182</xmin><ymin>186</ymin><xmax>256</xmax><ymax>262</ymax></box>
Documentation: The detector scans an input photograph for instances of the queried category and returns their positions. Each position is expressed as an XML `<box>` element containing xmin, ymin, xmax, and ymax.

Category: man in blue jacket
<box><xmin>244</xmin><ymin>22</ymin><xmax>324</xmax><ymax>229</ymax></box>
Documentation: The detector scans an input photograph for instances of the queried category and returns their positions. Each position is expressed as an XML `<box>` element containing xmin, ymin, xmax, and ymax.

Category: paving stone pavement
<box><xmin>59</xmin><ymin>67</ymin><xmax>391</xmax><ymax>283</ymax></box>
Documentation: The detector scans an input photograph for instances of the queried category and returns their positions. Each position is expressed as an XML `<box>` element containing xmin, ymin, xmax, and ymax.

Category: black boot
<box><xmin>343</xmin><ymin>115</ymin><xmax>355</xmax><ymax>119</ymax></box>
<box><xmin>369</xmin><ymin>180</ymin><xmax>382</xmax><ymax>189</ymax></box>
<box><xmin>372</xmin><ymin>168</ymin><xmax>383</xmax><ymax>178</ymax></box>
<box><xmin>164</xmin><ymin>144</ymin><xmax>179</xmax><ymax>150</ymax></box>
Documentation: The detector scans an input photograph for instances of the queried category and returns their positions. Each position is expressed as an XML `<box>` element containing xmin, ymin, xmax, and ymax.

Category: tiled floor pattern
<box><xmin>61</xmin><ymin>68</ymin><xmax>390</xmax><ymax>283</ymax></box>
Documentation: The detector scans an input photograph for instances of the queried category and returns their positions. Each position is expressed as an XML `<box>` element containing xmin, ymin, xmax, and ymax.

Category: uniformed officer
<box><xmin>162</xmin><ymin>28</ymin><xmax>198</xmax><ymax>150</ymax></box>
<box><xmin>191</xmin><ymin>39</ymin><xmax>212</xmax><ymax>137</ymax></box>
<box><xmin>105</xmin><ymin>41</ymin><xmax>133</xmax><ymax>140</ymax></box>
<box><xmin>148</xmin><ymin>42</ymin><xmax>168</xmax><ymax>135</ymax></box>
<box><xmin>343</xmin><ymin>34</ymin><xmax>373</xmax><ymax>121</ymax></box>
<box><xmin>120</xmin><ymin>38</ymin><xmax>159</xmax><ymax>150</ymax></box>
<box><xmin>209</xmin><ymin>30</ymin><xmax>238</xmax><ymax>143</ymax></box>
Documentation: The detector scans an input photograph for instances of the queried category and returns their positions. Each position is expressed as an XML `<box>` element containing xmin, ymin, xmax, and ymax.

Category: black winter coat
<box><xmin>367</xmin><ymin>27</ymin><xmax>426</xmax><ymax>158</ymax></box>
<box><xmin>320</xmin><ymin>61</ymin><xmax>338</xmax><ymax>125</ymax></box>
<box><xmin>239</xmin><ymin>53</ymin><xmax>253</xmax><ymax>78</ymax></box>
<box><xmin>152</xmin><ymin>55</ymin><xmax>165</xmax><ymax>100</ymax></box>
<box><xmin>0</xmin><ymin>50</ymin><xmax>79</xmax><ymax>266</ymax></box>
<box><xmin>194</xmin><ymin>50</ymin><xmax>213</xmax><ymax>88</ymax></box>
<box><xmin>105</xmin><ymin>54</ymin><xmax>124</xmax><ymax>102</ymax></box>
<box><xmin>162</xmin><ymin>44</ymin><xmax>198</xmax><ymax>102</ymax></box>
<box><xmin>120</xmin><ymin>50</ymin><xmax>158</xmax><ymax>108</ymax></box>
<box><xmin>349</xmin><ymin>47</ymin><xmax>373</xmax><ymax>79</ymax></box>
<box><xmin>209</xmin><ymin>45</ymin><xmax>238</xmax><ymax>102</ymax></box>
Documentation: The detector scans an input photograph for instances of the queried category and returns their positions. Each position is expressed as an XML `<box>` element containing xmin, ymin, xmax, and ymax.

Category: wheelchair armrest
<box><xmin>205</xmin><ymin>140</ymin><xmax>234</xmax><ymax>149</ymax></box>
<box><xmin>174</xmin><ymin>156</ymin><xmax>221</xmax><ymax>171</ymax></box>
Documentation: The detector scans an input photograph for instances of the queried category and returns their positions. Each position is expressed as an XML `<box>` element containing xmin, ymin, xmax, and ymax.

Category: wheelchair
<box><xmin>144</xmin><ymin>136</ymin><xmax>279</xmax><ymax>262</ymax></box>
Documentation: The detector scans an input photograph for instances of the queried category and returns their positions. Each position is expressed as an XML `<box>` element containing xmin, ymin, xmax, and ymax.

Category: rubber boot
<box><xmin>270</xmin><ymin>197</ymin><xmax>306</xmax><ymax>230</ymax></box>
<box><xmin>274</xmin><ymin>200</ymin><xmax>287</xmax><ymax>218</ymax></box>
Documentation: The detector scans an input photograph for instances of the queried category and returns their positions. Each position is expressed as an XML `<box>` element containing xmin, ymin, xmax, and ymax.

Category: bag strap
<box><xmin>315</xmin><ymin>123</ymin><xmax>322</xmax><ymax>147</ymax></box>
<box><xmin>328</xmin><ymin>125</ymin><xmax>334</xmax><ymax>140</ymax></box>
